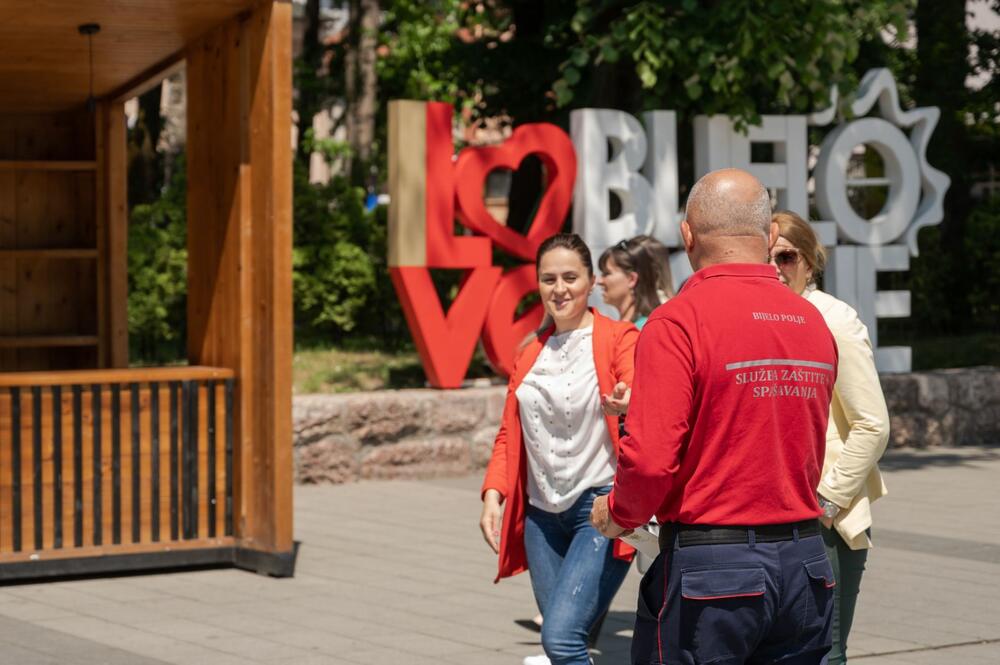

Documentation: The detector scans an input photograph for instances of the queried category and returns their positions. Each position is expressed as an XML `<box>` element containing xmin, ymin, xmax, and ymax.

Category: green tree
<box><xmin>127</xmin><ymin>156</ymin><xmax>188</xmax><ymax>363</ymax></box>
<box><xmin>861</xmin><ymin>0</ymin><xmax>999</xmax><ymax>340</ymax></box>
<box><xmin>305</xmin><ymin>0</ymin><xmax>1000</xmax><ymax>360</ymax></box>
<box><xmin>377</xmin><ymin>1</ymin><xmax>911</xmax><ymax>128</ymax></box>
<box><xmin>293</xmin><ymin>159</ymin><xmax>382</xmax><ymax>344</ymax></box>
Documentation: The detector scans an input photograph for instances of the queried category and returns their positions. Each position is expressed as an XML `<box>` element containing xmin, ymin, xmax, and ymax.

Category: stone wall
<box><xmin>881</xmin><ymin>366</ymin><xmax>1000</xmax><ymax>448</ymax></box>
<box><xmin>293</xmin><ymin>387</ymin><xmax>506</xmax><ymax>483</ymax></box>
<box><xmin>293</xmin><ymin>366</ymin><xmax>999</xmax><ymax>484</ymax></box>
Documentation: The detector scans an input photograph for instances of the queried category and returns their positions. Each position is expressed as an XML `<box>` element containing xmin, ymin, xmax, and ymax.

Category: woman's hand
<box><xmin>480</xmin><ymin>489</ymin><xmax>504</xmax><ymax>553</ymax></box>
<box><xmin>601</xmin><ymin>381</ymin><xmax>631</xmax><ymax>416</ymax></box>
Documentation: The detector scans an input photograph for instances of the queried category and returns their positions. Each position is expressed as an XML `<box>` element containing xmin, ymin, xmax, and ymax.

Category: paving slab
<box><xmin>0</xmin><ymin>445</ymin><xmax>996</xmax><ymax>664</ymax></box>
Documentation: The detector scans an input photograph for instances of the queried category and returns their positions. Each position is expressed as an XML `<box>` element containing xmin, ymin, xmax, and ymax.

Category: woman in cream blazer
<box><xmin>771</xmin><ymin>211</ymin><xmax>891</xmax><ymax>665</ymax></box>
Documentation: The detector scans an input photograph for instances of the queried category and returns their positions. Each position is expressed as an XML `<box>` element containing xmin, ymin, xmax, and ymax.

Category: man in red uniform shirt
<box><xmin>591</xmin><ymin>168</ymin><xmax>838</xmax><ymax>664</ymax></box>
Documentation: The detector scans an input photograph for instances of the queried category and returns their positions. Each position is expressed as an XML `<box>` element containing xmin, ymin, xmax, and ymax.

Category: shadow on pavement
<box><xmin>593</xmin><ymin>610</ymin><xmax>635</xmax><ymax>664</ymax></box>
<box><xmin>879</xmin><ymin>446</ymin><xmax>1000</xmax><ymax>471</ymax></box>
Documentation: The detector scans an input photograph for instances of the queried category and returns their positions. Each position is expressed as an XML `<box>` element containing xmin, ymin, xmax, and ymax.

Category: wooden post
<box><xmin>185</xmin><ymin>1</ymin><xmax>294</xmax><ymax>574</ymax></box>
<box><xmin>96</xmin><ymin>102</ymin><xmax>129</xmax><ymax>369</ymax></box>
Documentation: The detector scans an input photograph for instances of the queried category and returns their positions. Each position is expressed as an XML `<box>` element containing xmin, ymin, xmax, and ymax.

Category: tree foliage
<box><xmin>550</xmin><ymin>0</ymin><xmax>911</xmax><ymax>126</ymax></box>
<box><xmin>292</xmin><ymin>161</ymin><xmax>378</xmax><ymax>340</ymax></box>
<box><xmin>125</xmin><ymin>0</ymin><xmax>998</xmax><ymax>366</ymax></box>
<box><xmin>374</xmin><ymin>0</ymin><xmax>912</xmax><ymax>129</ymax></box>
<box><xmin>127</xmin><ymin>156</ymin><xmax>188</xmax><ymax>363</ymax></box>
<box><xmin>871</xmin><ymin>0</ymin><xmax>1000</xmax><ymax>337</ymax></box>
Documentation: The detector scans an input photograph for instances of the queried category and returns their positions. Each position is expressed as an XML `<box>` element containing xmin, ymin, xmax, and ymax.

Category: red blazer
<box><xmin>481</xmin><ymin>309</ymin><xmax>639</xmax><ymax>582</ymax></box>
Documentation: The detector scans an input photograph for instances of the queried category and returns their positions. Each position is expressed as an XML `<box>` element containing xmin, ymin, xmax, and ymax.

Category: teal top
<box><xmin>633</xmin><ymin>315</ymin><xmax>648</xmax><ymax>330</ymax></box>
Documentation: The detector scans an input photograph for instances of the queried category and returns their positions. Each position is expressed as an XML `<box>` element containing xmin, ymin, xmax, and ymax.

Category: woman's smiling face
<box><xmin>538</xmin><ymin>246</ymin><xmax>594</xmax><ymax>326</ymax></box>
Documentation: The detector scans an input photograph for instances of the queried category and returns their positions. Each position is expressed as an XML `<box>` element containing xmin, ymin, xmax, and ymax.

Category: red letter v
<box><xmin>390</xmin><ymin>266</ymin><xmax>502</xmax><ymax>388</ymax></box>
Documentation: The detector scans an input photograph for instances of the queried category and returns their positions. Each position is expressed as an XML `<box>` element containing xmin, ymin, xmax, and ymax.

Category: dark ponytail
<box><xmin>597</xmin><ymin>235</ymin><xmax>673</xmax><ymax>320</ymax></box>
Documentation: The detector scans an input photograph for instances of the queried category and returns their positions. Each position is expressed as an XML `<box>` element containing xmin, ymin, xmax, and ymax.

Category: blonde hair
<box><xmin>772</xmin><ymin>210</ymin><xmax>827</xmax><ymax>281</ymax></box>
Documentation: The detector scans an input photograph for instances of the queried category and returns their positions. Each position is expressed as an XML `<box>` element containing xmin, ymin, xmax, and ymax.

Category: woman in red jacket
<box><xmin>480</xmin><ymin>233</ymin><xmax>638</xmax><ymax>665</ymax></box>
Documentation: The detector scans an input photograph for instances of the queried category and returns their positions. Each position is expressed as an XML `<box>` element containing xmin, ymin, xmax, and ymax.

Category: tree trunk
<box><xmin>346</xmin><ymin>0</ymin><xmax>379</xmax><ymax>184</ymax></box>
<box><xmin>915</xmin><ymin>0</ymin><xmax>971</xmax><ymax>332</ymax></box>
<box><xmin>127</xmin><ymin>84</ymin><xmax>163</xmax><ymax>208</ymax></box>
<box><xmin>296</xmin><ymin>0</ymin><xmax>322</xmax><ymax>162</ymax></box>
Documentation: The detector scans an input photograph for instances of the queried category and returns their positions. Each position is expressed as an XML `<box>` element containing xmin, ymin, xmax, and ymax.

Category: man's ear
<box><xmin>681</xmin><ymin>220</ymin><xmax>694</xmax><ymax>253</ymax></box>
<box><xmin>768</xmin><ymin>220</ymin><xmax>780</xmax><ymax>253</ymax></box>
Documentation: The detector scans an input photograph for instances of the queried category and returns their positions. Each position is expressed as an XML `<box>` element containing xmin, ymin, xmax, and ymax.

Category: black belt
<box><xmin>658</xmin><ymin>520</ymin><xmax>820</xmax><ymax>550</ymax></box>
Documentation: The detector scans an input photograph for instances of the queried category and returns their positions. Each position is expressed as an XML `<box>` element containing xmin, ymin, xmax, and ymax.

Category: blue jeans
<box><xmin>524</xmin><ymin>487</ymin><xmax>632</xmax><ymax>665</ymax></box>
<box><xmin>632</xmin><ymin>528</ymin><xmax>834</xmax><ymax>664</ymax></box>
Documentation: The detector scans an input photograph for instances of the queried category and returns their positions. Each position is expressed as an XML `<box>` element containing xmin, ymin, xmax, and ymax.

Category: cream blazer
<box><xmin>806</xmin><ymin>286</ymin><xmax>890</xmax><ymax>550</ymax></box>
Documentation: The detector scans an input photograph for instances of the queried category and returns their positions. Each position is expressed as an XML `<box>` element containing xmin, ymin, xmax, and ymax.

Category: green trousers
<box><xmin>822</xmin><ymin>525</ymin><xmax>869</xmax><ymax>664</ymax></box>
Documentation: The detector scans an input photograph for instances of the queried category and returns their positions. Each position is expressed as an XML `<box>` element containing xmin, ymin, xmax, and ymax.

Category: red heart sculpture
<box><xmin>481</xmin><ymin>264</ymin><xmax>544</xmax><ymax>376</ymax></box>
<box><xmin>454</xmin><ymin>124</ymin><xmax>577</xmax><ymax>262</ymax></box>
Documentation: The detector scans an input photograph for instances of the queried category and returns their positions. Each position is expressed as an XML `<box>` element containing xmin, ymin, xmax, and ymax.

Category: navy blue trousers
<box><xmin>631</xmin><ymin>529</ymin><xmax>834</xmax><ymax>665</ymax></box>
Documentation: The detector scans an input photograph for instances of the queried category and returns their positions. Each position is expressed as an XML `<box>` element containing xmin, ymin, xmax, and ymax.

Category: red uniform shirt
<box><xmin>607</xmin><ymin>263</ymin><xmax>837</xmax><ymax>530</ymax></box>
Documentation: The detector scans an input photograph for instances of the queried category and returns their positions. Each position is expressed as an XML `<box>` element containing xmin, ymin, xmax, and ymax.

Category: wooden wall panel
<box><xmin>185</xmin><ymin>1</ymin><xmax>293</xmax><ymax>557</ymax></box>
<box><xmin>0</xmin><ymin>113</ymin><xmax>93</xmax><ymax>161</ymax></box>
<box><xmin>185</xmin><ymin>18</ymin><xmax>243</xmax><ymax>371</ymax></box>
<box><xmin>0</xmin><ymin>170</ymin><xmax>16</xmax><ymax>369</ymax></box>
<box><xmin>0</xmin><ymin>112</ymin><xmax>100</xmax><ymax>372</ymax></box>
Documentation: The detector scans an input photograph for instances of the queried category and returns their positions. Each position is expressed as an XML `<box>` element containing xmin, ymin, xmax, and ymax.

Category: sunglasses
<box><xmin>772</xmin><ymin>249</ymin><xmax>801</xmax><ymax>267</ymax></box>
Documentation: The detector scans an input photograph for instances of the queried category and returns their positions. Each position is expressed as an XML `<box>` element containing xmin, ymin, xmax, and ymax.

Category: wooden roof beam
<box><xmin>108</xmin><ymin>49</ymin><xmax>186</xmax><ymax>103</ymax></box>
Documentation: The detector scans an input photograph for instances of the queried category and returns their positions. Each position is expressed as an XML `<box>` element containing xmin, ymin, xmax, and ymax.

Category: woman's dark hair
<box><xmin>536</xmin><ymin>233</ymin><xmax>594</xmax><ymax>277</ymax></box>
<box><xmin>598</xmin><ymin>235</ymin><xmax>674</xmax><ymax>320</ymax></box>
<box><xmin>632</xmin><ymin>235</ymin><xmax>675</xmax><ymax>300</ymax></box>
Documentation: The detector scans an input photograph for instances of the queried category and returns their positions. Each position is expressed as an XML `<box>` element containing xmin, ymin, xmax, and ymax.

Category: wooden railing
<box><xmin>0</xmin><ymin>367</ymin><xmax>236</xmax><ymax>565</ymax></box>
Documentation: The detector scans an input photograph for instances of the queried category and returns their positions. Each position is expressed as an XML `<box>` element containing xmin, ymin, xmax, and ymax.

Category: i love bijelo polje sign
<box><xmin>387</xmin><ymin>69</ymin><xmax>949</xmax><ymax>389</ymax></box>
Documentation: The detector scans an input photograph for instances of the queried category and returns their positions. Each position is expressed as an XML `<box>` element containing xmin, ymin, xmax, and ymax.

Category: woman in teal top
<box><xmin>596</xmin><ymin>234</ymin><xmax>674</xmax><ymax>577</ymax></box>
<box><xmin>596</xmin><ymin>235</ymin><xmax>674</xmax><ymax>328</ymax></box>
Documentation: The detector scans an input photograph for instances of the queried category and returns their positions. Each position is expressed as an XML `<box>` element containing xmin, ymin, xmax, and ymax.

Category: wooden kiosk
<box><xmin>0</xmin><ymin>1</ymin><xmax>294</xmax><ymax>579</ymax></box>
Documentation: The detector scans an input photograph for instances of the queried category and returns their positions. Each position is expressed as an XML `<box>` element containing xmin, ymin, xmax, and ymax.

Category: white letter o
<box><xmin>815</xmin><ymin>118</ymin><xmax>920</xmax><ymax>246</ymax></box>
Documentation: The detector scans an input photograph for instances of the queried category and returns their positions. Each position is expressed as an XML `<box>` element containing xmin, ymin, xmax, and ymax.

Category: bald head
<box><xmin>685</xmin><ymin>168</ymin><xmax>772</xmax><ymax>238</ymax></box>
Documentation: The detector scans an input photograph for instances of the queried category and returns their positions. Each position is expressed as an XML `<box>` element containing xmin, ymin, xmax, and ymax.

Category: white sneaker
<box><xmin>522</xmin><ymin>655</ymin><xmax>551</xmax><ymax>665</ymax></box>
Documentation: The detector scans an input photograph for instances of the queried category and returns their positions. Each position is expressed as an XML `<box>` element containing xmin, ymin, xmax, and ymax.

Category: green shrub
<box><xmin>965</xmin><ymin>196</ymin><xmax>1000</xmax><ymax>332</ymax></box>
<box><xmin>127</xmin><ymin>157</ymin><xmax>188</xmax><ymax>363</ymax></box>
<box><xmin>292</xmin><ymin>161</ymin><xmax>383</xmax><ymax>345</ymax></box>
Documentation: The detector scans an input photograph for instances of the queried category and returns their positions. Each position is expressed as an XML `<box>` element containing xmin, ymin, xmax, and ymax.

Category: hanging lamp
<box><xmin>78</xmin><ymin>23</ymin><xmax>100</xmax><ymax>113</ymax></box>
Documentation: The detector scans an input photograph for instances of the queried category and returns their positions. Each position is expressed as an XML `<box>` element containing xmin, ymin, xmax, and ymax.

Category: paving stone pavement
<box><xmin>0</xmin><ymin>445</ymin><xmax>997</xmax><ymax>665</ymax></box>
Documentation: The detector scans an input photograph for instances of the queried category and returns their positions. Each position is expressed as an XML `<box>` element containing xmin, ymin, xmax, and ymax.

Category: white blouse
<box><xmin>516</xmin><ymin>326</ymin><xmax>616</xmax><ymax>513</ymax></box>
